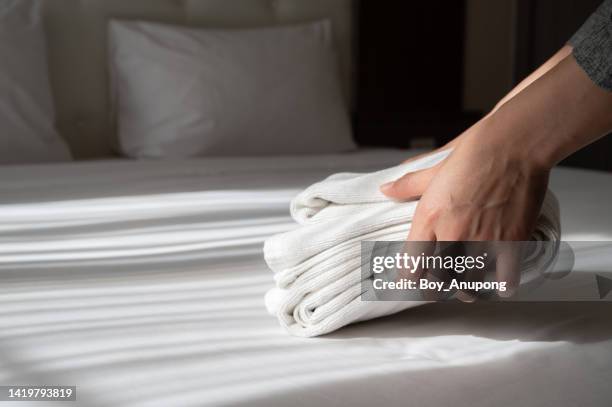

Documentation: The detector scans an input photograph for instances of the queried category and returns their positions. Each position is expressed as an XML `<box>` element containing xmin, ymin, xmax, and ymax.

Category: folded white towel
<box><xmin>264</xmin><ymin>150</ymin><xmax>561</xmax><ymax>337</ymax></box>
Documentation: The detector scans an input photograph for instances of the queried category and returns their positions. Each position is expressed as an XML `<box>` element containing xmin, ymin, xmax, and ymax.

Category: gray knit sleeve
<box><xmin>568</xmin><ymin>0</ymin><xmax>612</xmax><ymax>91</ymax></box>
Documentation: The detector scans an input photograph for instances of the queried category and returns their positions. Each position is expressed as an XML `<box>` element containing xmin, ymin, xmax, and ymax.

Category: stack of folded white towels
<box><xmin>264</xmin><ymin>150</ymin><xmax>561</xmax><ymax>337</ymax></box>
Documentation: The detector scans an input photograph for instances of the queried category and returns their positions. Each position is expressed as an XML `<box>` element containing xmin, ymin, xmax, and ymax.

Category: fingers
<box><xmin>407</xmin><ymin>208</ymin><xmax>436</xmax><ymax>242</ymax></box>
<box><xmin>380</xmin><ymin>166</ymin><xmax>439</xmax><ymax>201</ymax></box>
<box><xmin>407</xmin><ymin>224</ymin><xmax>436</xmax><ymax>242</ymax></box>
<box><xmin>496</xmin><ymin>244</ymin><xmax>521</xmax><ymax>297</ymax></box>
<box><xmin>455</xmin><ymin>261</ymin><xmax>486</xmax><ymax>303</ymax></box>
<box><xmin>456</xmin><ymin>290</ymin><xmax>477</xmax><ymax>303</ymax></box>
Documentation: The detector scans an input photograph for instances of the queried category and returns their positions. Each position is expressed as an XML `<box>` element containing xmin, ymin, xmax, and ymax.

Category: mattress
<box><xmin>1</xmin><ymin>149</ymin><xmax>611</xmax><ymax>407</ymax></box>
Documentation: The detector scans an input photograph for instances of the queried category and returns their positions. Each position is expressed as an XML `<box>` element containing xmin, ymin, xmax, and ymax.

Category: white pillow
<box><xmin>109</xmin><ymin>20</ymin><xmax>355</xmax><ymax>158</ymax></box>
<box><xmin>0</xmin><ymin>0</ymin><xmax>71</xmax><ymax>165</ymax></box>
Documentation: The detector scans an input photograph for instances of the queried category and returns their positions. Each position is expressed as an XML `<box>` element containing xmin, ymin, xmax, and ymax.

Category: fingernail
<box><xmin>457</xmin><ymin>291</ymin><xmax>477</xmax><ymax>303</ymax></box>
<box><xmin>380</xmin><ymin>182</ymin><xmax>394</xmax><ymax>193</ymax></box>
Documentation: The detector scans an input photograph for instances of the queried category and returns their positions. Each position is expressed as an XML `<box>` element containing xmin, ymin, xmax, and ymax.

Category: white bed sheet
<box><xmin>0</xmin><ymin>149</ymin><xmax>611</xmax><ymax>407</ymax></box>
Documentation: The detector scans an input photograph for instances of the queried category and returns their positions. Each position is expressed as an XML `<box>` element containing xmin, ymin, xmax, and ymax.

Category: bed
<box><xmin>1</xmin><ymin>150</ymin><xmax>612</xmax><ymax>407</ymax></box>
<box><xmin>2</xmin><ymin>0</ymin><xmax>612</xmax><ymax>406</ymax></box>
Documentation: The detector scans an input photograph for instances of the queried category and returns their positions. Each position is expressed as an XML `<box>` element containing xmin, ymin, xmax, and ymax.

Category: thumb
<box><xmin>380</xmin><ymin>166</ymin><xmax>438</xmax><ymax>201</ymax></box>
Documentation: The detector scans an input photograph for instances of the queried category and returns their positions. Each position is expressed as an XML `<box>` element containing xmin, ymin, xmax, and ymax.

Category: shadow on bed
<box><xmin>243</xmin><ymin>338</ymin><xmax>610</xmax><ymax>407</ymax></box>
<box><xmin>327</xmin><ymin>301</ymin><xmax>612</xmax><ymax>344</ymax></box>
<box><xmin>241</xmin><ymin>302</ymin><xmax>612</xmax><ymax>407</ymax></box>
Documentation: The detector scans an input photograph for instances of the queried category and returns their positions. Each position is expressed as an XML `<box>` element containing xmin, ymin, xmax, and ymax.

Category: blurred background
<box><xmin>354</xmin><ymin>0</ymin><xmax>610</xmax><ymax>171</ymax></box>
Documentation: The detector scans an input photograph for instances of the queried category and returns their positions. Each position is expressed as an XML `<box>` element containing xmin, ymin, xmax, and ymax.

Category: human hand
<box><xmin>381</xmin><ymin>115</ymin><xmax>551</xmax><ymax>299</ymax></box>
<box><xmin>383</xmin><ymin>52</ymin><xmax>612</xmax><ymax>301</ymax></box>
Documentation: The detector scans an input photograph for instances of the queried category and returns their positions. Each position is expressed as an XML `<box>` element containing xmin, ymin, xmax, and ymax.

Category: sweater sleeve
<box><xmin>568</xmin><ymin>0</ymin><xmax>612</xmax><ymax>91</ymax></box>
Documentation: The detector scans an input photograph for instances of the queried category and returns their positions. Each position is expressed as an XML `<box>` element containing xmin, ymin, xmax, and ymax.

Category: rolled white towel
<box><xmin>264</xmin><ymin>150</ymin><xmax>561</xmax><ymax>337</ymax></box>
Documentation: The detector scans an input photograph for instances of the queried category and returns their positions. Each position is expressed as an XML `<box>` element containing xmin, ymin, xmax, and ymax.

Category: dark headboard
<box><xmin>354</xmin><ymin>0</ymin><xmax>480</xmax><ymax>149</ymax></box>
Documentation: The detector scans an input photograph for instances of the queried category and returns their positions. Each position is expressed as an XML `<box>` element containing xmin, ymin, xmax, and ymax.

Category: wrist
<box><xmin>483</xmin><ymin>106</ymin><xmax>560</xmax><ymax>172</ymax></box>
<box><xmin>483</xmin><ymin>54</ymin><xmax>612</xmax><ymax>171</ymax></box>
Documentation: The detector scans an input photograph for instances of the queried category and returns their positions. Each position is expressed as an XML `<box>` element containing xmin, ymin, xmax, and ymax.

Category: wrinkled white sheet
<box><xmin>1</xmin><ymin>150</ymin><xmax>612</xmax><ymax>407</ymax></box>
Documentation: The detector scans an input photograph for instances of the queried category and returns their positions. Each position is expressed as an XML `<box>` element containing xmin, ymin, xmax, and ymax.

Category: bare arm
<box><xmin>490</xmin><ymin>45</ymin><xmax>573</xmax><ymax>115</ymax></box>
<box><xmin>385</xmin><ymin>0</ymin><xmax>612</xmax><ymax>300</ymax></box>
<box><xmin>404</xmin><ymin>45</ymin><xmax>575</xmax><ymax>160</ymax></box>
<box><xmin>492</xmin><ymin>52</ymin><xmax>612</xmax><ymax>168</ymax></box>
<box><xmin>383</xmin><ymin>53</ymin><xmax>612</xmax><ymax>297</ymax></box>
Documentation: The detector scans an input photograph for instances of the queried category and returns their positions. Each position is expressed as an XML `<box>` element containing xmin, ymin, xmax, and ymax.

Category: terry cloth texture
<box><xmin>264</xmin><ymin>150</ymin><xmax>561</xmax><ymax>337</ymax></box>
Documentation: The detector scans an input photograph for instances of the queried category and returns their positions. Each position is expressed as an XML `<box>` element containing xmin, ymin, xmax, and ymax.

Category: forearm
<box><xmin>490</xmin><ymin>45</ymin><xmax>573</xmax><ymax>115</ymax></box>
<box><xmin>441</xmin><ymin>46</ymin><xmax>573</xmax><ymax>150</ymax></box>
<box><xmin>485</xmin><ymin>53</ymin><xmax>612</xmax><ymax>169</ymax></box>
